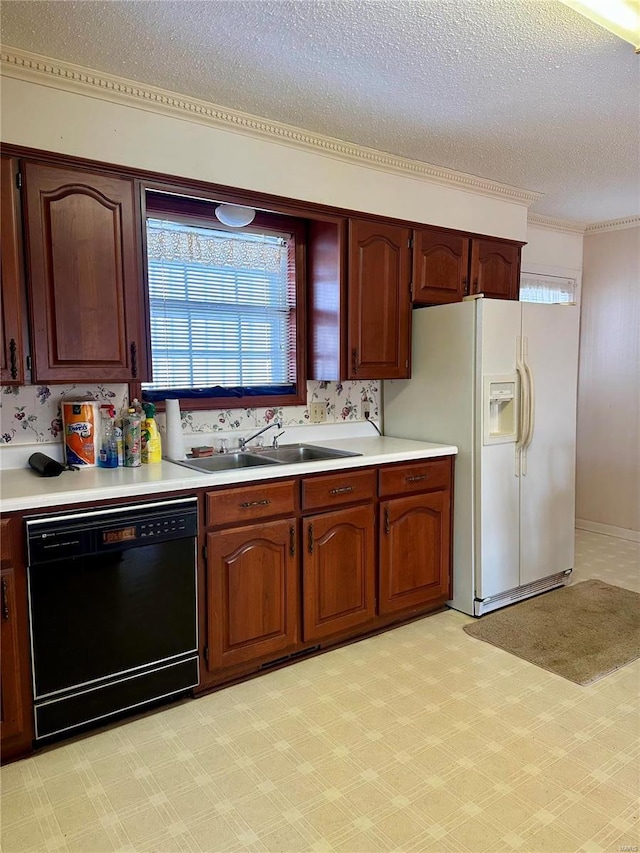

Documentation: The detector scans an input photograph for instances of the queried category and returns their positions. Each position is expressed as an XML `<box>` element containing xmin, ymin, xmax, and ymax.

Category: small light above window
<box><xmin>214</xmin><ymin>203</ymin><xmax>256</xmax><ymax>227</ymax></box>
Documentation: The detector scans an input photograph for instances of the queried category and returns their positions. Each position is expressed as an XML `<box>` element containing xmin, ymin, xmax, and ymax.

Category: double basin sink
<box><xmin>173</xmin><ymin>443</ymin><xmax>361</xmax><ymax>474</ymax></box>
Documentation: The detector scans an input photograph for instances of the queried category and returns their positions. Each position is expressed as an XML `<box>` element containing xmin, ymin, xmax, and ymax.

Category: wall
<box><xmin>0</xmin><ymin>379</ymin><xmax>379</xmax><ymax>451</ymax></box>
<box><xmin>521</xmin><ymin>222</ymin><xmax>583</xmax><ymax>279</ymax></box>
<box><xmin>0</xmin><ymin>60</ymin><xmax>534</xmax><ymax>460</ymax></box>
<box><xmin>575</xmin><ymin>225</ymin><xmax>640</xmax><ymax>538</ymax></box>
<box><xmin>0</xmin><ymin>71</ymin><xmax>529</xmax><ymax>240</ymax></box>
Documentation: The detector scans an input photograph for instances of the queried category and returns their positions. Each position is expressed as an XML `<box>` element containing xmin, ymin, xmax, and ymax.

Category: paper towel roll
<box><xmin>164</xmin><ymin>399</ymin><xmax>185</xmax><ymax>460</ymax></box>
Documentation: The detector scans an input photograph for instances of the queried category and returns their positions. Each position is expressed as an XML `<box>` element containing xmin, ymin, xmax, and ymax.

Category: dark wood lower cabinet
<box><xmin>302</xmin><ymin>505</ymin><xmax>375</xmax><ymax>642</ymax></box>
<box><xmin>206</xmin><ymin>519</ymin><xmax>298</xmax><ymax>670</ymax></box>
<box><xmin>204</xmin><ymin>460</ymin><xmax>453</xmax><ymax>681</ymax></box>
<box><xmin>379</xmin><ymin>489</ymin><xmax>451</xmax><ymax>615</ymax></box>
<box><xmin>1</xmin><ymin>456</ymin><xmax>453</xmax><ymax>760</ymax></box>
<box><xmin>1</xmin><ymin>568</ymin><xmax>24</xmax><ymax>740</ymax></box>
<box><xmin>0</xmin><ymin>517</ymin><xmax>34</xmax><ymax>762</ymax></box>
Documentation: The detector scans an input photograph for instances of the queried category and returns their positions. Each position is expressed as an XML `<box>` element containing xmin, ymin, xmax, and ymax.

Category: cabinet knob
<box><xmin>462</xmin><ymin>276</ymin><xmax>469</xmax><ymax>296</ymax></box>
<box><xmin>9</xmin><ymin>338</ymin><xmax>18</xmax><ymax>380</ymax></box>
<box><xmin>130</xmin><ymin>341</ymin><xmax>138</xmax><ymax>378</ymax></box>
<box><xmin>1</xmin><ymin>577</ymin><xmax>9</xmax><ymax>621</ymax></box>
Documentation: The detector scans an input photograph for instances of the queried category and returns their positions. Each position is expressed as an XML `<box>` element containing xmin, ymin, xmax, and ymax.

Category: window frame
<box><xmin>139</xmin><ymin>190</ymin><xmax>308</xmax><ymax>411</ymax></box>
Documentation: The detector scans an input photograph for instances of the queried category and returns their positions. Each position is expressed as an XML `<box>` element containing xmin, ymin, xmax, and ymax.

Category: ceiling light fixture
<box><xmin>214</xmin><ymin>203</ymin><xmax>256</xmax><ymax>227</ymax></box>
<box><xmin>559</xmin><ymin>0</ymin><xmax>640</xmax><ymax>52</ymax></box>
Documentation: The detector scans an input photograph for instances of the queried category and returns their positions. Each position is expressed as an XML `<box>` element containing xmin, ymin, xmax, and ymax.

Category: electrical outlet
<box><xmin>309</xmin><ymin>402</ymin><xmax>327</xmax><ymax>423</ymax></box>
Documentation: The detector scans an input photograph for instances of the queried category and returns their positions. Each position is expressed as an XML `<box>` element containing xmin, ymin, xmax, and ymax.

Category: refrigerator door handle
<box><xmin>515</xmin><ymin>334</ymin><xmax>530</xmax><ymax>474</ymax></box>
<box><xmin>523</xmin><ymin>357</ymin><xmax>535</xmax><ymax>451</ymax></box>
<box><xmin>516</xmin><ymin>361</ymin><xmax>528</xmax><ymax>449</ymax></box>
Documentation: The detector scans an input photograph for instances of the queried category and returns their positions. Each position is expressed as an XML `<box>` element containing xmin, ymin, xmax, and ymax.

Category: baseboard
<box><xmin>575</xmin><ymin>519</ymin><xmax>640</xmax><ymax>543</ymax></box>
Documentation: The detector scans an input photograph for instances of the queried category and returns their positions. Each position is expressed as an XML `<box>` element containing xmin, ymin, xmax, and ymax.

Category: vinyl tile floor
<box><xmin>1</xmin><ymin>530</ymin><xmax>638</xmax><ymax>853</ymax></box>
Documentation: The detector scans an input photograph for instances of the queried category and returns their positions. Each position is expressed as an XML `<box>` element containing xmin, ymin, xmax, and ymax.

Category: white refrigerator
<box><xmin>384</xmin><ymin>298</ymin><xmax>580</xmax><ymax>616</ymax></box>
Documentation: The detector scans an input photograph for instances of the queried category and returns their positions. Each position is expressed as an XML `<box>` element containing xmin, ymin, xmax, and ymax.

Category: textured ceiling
<box><xmin>1</xmin><ymin>0</ymin><xmax>639</xmax><ymax>224</ymax></box>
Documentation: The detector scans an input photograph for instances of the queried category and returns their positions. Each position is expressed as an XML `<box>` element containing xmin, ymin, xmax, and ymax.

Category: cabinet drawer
<box><xmin>1</xmin><ymin>519</ymin><xmax>12</xmax><ymax>565</ymax></box>
<box><xmin>207</xmin><ymin>479</ymin><xmax>297</xmax><ymax>527</ymax></box>
<box><xmin>379</xmin><ymin>457</ymin><xmax>451</xmax><ymax>497</ymax></box>
<box><xmin>302</xmin><ymin>468</ymin><xmax>376</xmax><ymax>512</ymax></box>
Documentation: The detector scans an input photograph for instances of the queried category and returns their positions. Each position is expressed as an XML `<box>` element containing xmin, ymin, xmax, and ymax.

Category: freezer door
<box><xmin>476</xmin><ymin>299</ymin><xmax>522</xmax><ymax>600</ymax></box>
<box><xmin>519</xmin><ymin>304</ymin><xmax>579</xmax><ymax>585</ymax></box>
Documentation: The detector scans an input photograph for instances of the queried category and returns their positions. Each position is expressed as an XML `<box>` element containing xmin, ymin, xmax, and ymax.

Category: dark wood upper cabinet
<box><xmin>308</xmin><ymin>217</ymin><xmax>412</xmax><ymax>381</ymax></box>
<box><xmin>413</xmin><ymin>231</ymin><xmax>522</xmax><ymax>305</ymax></box>
<box><xmin>348</xmin><ymin>219</ymin><xmax>412</xmax><ymax>379</ymax></box>
<box><xmin>470</xmin><ymin>237</ymin><xmax>521</xmax><ymax>300</ymax></box>
<box><xmin>1</xmin><ymin>156</ymin><xmax>26</xmax><ymax>385</ymax></box>
<box><xmin>412</xmin><ymin>229</ymin><xmax>470</xmax><ymax>305</ymax></box>
<box><xmin>22</xmin><ymin>162</ymin><xmax>147</xmax><ymax>383</ymax></box>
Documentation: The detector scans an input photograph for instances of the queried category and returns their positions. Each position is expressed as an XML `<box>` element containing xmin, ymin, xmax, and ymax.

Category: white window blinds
<box><xmin>520</xmin><ymin>274</ymin><xmax>577</xmax><ymax>304</ymax></box>
<box><xmin>143</xmin><ymin>219</ymin><xmax>296</xmax><ymax>391</ymax></box>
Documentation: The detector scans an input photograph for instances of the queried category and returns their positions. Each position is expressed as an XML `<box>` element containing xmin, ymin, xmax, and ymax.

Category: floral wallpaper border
<box><xmin>0</xmin><ymin>381</ymin><xmax>379</xmax><ymax>445</ymax></box>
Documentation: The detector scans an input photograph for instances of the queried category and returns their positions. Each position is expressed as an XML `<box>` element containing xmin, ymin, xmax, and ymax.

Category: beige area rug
<box><xmin>463</xmin><ymin>579</ymin><xmax>640</xmax><ymax>685</ymax></box>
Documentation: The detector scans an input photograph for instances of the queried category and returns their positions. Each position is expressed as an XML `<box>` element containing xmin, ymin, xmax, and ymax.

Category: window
<box><xmin>519</xmin><ymin>273</ymin><xmax>577</xmax><ymax>304</ymax></box>
<box><xmin>141</xmin><ymin>192</ymin><xmax>306</xmax><ymax>408</ymax></box>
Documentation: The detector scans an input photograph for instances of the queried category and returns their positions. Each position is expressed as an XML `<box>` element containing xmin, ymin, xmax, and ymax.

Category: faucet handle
<box><xmin>272</xmin><ymin>431</ymin><xmax>285</xmax><ymax>448</ymax></box>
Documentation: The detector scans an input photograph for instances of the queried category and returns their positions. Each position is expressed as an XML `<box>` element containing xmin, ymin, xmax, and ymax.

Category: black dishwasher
<box><xmin>26</xmin><ymin>497</ymin><xmax>199</xmax><ymax>741</ymax></box>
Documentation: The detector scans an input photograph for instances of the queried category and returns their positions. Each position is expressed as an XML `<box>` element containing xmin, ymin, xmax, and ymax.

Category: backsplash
<box><xmin>0</xmin><ymin>381</ymin><xmax>379</xmax><ymax>446</ymax></box>
<box><xmin>0</xmin><ymin>384</ymin><xmax>129</xmax><ymax>445</ymax></box>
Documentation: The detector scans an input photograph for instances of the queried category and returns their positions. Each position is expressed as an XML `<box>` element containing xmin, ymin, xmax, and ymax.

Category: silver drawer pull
<box><xmin>329</xmin><ymin>486</ymin><xmax>354</xmax><ymax>495</ymax></box>
<box><xmin>239</xmin><ymin>498</ymin><xmax>271</xmax><ymax>508</ymax></box>
<box><xmin>406</xmin><ymin>474</ymin><xmax>428</xmax><ymax>483</ymax></box>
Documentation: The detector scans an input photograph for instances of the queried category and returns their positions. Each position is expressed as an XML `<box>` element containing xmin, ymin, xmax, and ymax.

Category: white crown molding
<box><xmin>527</xmin><ymin>213</ymin><xmax>586</xmax><ymax>235</ymax></box>
<box><xmin>1</xmin><ymin>47</ymin><xmax>543</xmax><ymax>207</ymax></box>
<box><xmin>584</xmin><ymin>216</ymin><xmax>640</xmax><ymax>234</ymax></box>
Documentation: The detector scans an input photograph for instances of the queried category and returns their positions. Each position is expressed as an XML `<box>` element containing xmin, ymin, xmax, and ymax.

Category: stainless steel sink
<box><xmin>173</xmin><ymin>452</ymin><xmax>280</xmax><ymax>473</ymax></box>
<box><xmin>257</xmin><ymin>443</ymin><xmax>362</xmax><ymax>464</ymax></box>
<box><xmin>171</xmin><ymin>443</ymin><xmax>361</xmax><ymax>474</ymax></box>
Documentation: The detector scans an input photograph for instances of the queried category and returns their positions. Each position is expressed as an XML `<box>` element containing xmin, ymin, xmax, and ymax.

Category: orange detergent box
<box><xmin>62</xmin><ymin>401</ymin><xmax>98</xmax><ymax>467</ymax></box>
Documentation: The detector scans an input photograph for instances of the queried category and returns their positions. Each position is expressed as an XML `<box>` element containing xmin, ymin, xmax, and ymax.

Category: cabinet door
<box><xmin>0</xmin><ymin>568</ymin><xmax>24</xmax><ymax>741</ymax></box>
<box><xmin>302</xmin><ymin>505</ymin><xmax>375</xmax><ymax>642</ymax></box>
<box><xmin>23</xmin><ymin>162</ymin><xmax>146</xmax><ymax>382</ymax></box>
<box><xmin>207</xmin><ymin>519</ymin><xmax>297</xmax><ymax>669</ymax></box>
<box><xmin>412</xmin><ymin>229</ymin><xmax>470</xmax><ymax>305</ymax></box>
<box><xmin>470</xmin><ymin>238</ymin><xmax>521</xmax><ymax>300</ymax></box>
<box><xmin>379</xmin><ymin>490</ymin><xmax>451</xmax><ymax>615</ymax></box>
<box><xmin>1</xmin><ymin>156</ymin><xmax>25</xmax><ymax>385</ymax></box>
<box><xmin>348</xmin><ymin>219</ymin><xmax>411</xmax><ymax>379</ymax></box>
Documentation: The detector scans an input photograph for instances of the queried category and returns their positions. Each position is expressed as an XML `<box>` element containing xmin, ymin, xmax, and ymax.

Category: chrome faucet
<box><xmin>239</xmin><ymin>420</ymin><xmax>283</xmax><ymax>451</ymax></box>
<box><xmin>271</xmin><ymin>430</ymin><xmax>285</xmax><ymax>448</ymax></box>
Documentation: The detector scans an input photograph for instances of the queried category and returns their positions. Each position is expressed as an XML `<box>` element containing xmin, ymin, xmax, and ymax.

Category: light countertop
<box><xmin>0</xmin><ymin>437</ymin><xmax>457</xmax><ymax>514</ymax></box>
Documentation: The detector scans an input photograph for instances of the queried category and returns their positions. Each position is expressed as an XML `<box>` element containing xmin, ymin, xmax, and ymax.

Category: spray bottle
<box><xmin>142</xmin><ymin>402</ymin><xmax>162</xmax><ymax>463</ymax></box>
<box><xmin>98</xmin><ymin>404</ymin><xmax>118</xmax><ymax>468</ymax></box>
<box><xmin>124</xmin><ymin>399</ymin><xmax>143</xmax><ymax>468</ymax></box>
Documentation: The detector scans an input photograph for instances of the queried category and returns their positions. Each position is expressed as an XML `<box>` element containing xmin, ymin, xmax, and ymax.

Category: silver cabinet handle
<box><xmin>406</xmin><ymin>474</ymin><xmax>427</xmax><ymax>483</ymax></box>
<box><xmin>239</xmin><ymin>498</ymin><xmax>271</xmax><ymax>509</ymax></box>
<box><xmin>329</xmin><ymin>486</ymin><xmax>353</xmax><ymax>495</ymax></box>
